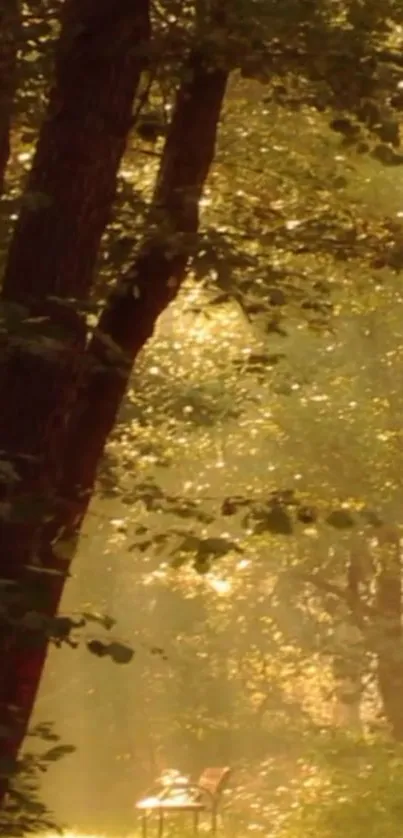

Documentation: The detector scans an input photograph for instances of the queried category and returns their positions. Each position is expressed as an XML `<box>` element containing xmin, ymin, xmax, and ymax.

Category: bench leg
<box><xmin>158</xmin><ymin>810</ymin><xmax>164</xmax><ymax>838</ymax></box>
<box><xmin>193</xmin><ymin>811</ymin><xmax>199</xmax><ymax>835</ymax></box>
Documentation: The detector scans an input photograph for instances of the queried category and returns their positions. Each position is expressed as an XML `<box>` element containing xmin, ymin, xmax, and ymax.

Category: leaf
<box><xmin>48</xmin><ymin>616</ymin><xmax>84</xmax><ymax>639</ymax></box>
<box><xmin>268</xmin><ymin>287</ymin><xmax>287</xmax><ymax>306</ymax></box>
<box><xmin>87</xmin><ymin>638</ymin><xmax>134</xmax><ymax>663</ymax></box>
<box><xmin>326</xmin><ymin>509</ymin><xmax>355</xmax><ymax>529</ymax></box>
<box><xmin>194</xmin><ymin>556</ymin><xmax>211</xmax><ymax>575</ymax></box>
<box><xmin>297</xmin><ymin>505</ymin><xmax>318</xmax><ymax>524</ymax></box>
<box><xmin>42</xmin><ymin>745</ymin><xmax>75</xmax><ymax>762</ymax></box>
<box><xmin>210</xmin><ymin>292</ymin><xmax>231</xmax><ymax>305</ymax></box>
<box><xmin>108</xmin><ymin>642</ymin><xmax>134</xmax><ymax>664</ymax></box>
<box><xmin>170</xmin><ymin>553</ymin><xmax>188</xmax><ymax>569</ymax></box>
<box><xmin>81</xmin><ymin>611</ymin><xmax>116</xmax><ymax>630</ymax></box>
<box><xmin>221</xmin><ymin>496</ymin><xmax>249</xmax><ymax>515</ymax></box>
<box><xmin>196</xmin><ymin>536</ymin><xmax>240</xmax><ymax>560</ymax></box>
<box><xmin>87</xmin><ymin>639</ymin><xmax>109</xmax><ymax>657</ymax></box>
<box><xmin>249</xmin><ymin>504</ymin><xmax>293</xmax><ymax>535</ymax></box>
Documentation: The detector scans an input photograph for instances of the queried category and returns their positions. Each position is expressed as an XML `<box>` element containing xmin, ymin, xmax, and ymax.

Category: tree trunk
<box><xmin>0</xmin><ymin>0</ymin><xmax>149</xmax><ymax>802</ymax></box>
<box><xmin>0</xmin><ymin>0</ymin><xmax>20</xmax><ymax>193</ymax></box>
<box><xmin>65</xmin><ymin>49</ymin><xmax>229</xmax><ymax>497</ymax></box>
<box><xmin>375</xmin><ymin>526</ymin><xmax>403</xmax><ymax>740</ymax></box>
<box><xmin>0</xmin><ymin>35</ymin><xmax>225</xmax><ymax>808</ymax></box>
<box><xmin>3</xmin><ymin>0</ymin><xmax>149</xmax><ymax>302</ymax></box>
<box><xmin>0</xmin><ymin>44</ymin><xmax>227</xmax><ymax>808</ymax></box>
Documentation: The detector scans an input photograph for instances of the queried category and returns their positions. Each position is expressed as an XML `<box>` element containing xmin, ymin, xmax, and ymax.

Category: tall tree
<box><xmin>0</xmin><ymin>2</ymin><xmax>228</xmax><ymax>806</ymax></box>
<box><xmin>0</xmin><ymin>0</ymin><xmax>150</xmax><ymax>801</ymax></box>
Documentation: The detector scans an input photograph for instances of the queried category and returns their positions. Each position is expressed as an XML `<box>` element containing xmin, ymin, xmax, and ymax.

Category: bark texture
<box><xmin>3</xmin><ymin>0</ymin><xmax>149</xmax><ymax>302</ymax></box>
<box><xmin>0</xmin><ymin>0</ymin><xmax>150</xmax><ymax>801</ymax></box>
<box><xmin>65</xmin><ymin>50</ymin><xmax>229</xmax><ymax>502</ymax></box>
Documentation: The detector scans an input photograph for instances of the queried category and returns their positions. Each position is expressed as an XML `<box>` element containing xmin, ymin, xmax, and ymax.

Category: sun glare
<box><xmin>208</xmin><ymin>576</ymin><xmax>232</xmax><ymax>595</ymax></box>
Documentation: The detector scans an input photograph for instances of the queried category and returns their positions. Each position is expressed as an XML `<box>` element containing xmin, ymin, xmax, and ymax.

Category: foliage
<box><xmin>277</xmin><ymin>739</ymin><xmax>403</xmax><ymax>838</ymax></box>
<box><xmin>0</xmin><ymin>723</ymin><xmax>72</xmax><ymax>836</ymax></box>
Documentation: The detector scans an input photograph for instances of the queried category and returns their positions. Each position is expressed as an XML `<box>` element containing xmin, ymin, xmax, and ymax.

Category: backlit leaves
<box><xmin>86</xmin><ymin>639</ymin><xmax>134</xmax><ymax>664</ymax></box>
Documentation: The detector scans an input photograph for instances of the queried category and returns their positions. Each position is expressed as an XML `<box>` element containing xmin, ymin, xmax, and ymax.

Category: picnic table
<box><xmin>136</xmin><ymin>766</ymin><xmax>231</xmax><ymax>837</ymax></box>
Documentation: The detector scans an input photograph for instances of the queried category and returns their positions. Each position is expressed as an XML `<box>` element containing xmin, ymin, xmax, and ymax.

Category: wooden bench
<box><xmin>136</xmin><ymin>766</ymin><xmax>231</xmax><ymax>837</ymax></box>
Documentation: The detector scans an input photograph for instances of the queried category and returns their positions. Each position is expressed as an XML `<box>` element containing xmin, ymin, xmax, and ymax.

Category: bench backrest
<box><xmin>198</xmin><ymin>767</ymin><xmax>231</xmax><ymax>800</ymax></box>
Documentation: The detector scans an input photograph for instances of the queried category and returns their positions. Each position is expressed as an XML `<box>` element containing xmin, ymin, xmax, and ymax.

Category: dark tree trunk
<box><xmin>3</xmin><ymin>0</ymin><xmax>149</xmax><ymax>302</ymax></box>
<box><xmin>65</xmin><ymin>50</ymin><xmax>229</xmax><ymax>498</ymax></box>
<box><xmin>0</xmin><ymin>45</ymin><xmax>227</xmax><ymax>806</ymax></box>
<box><xmin>0</xmin><ymin>0</ymin><xmax>20</xmax><ymax>193</ymax></box>
<box><xmin>0</xmin><ymin>0</ymin><xmax>149</xmax><ymax>802</ymax></box>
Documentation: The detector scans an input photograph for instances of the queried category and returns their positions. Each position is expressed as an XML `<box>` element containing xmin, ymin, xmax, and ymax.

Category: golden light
<box><xmin>207</xmin><ymin>576</ymin><xmax>232</xmax><ymax>596</ymax></box>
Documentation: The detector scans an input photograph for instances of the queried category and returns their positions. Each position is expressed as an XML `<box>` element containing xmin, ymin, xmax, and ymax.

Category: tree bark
<box><xmin>0</xmin><ymin>0</ymin><xmax>149</xmax><ymax>802</ymax></box>
<box><xmin>65</xmin><ymin>49</ymin><xmax>229</xmax><ymax>498</ymax></box>
<box><xmin>0</xmin><ymin>0</ymin><xmax>20</xmax><ymax>193</ymax></box>
<box><xmin>3</xmin><ymin>0</ymin><xmax>149</xmax><ymax>303</ymax></box>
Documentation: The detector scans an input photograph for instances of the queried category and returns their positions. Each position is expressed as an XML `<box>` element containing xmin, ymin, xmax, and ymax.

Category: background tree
<box><xmin>0</xmin><ymin>0</ymin><xmax>20</xmax><ymax>193</ymax></box>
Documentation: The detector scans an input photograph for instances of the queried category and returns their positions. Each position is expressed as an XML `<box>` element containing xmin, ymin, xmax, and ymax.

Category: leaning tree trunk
<box><xmin>0</xmin><ymin>0</ymin><xmax>149</xmax><ymax>802</ymax></box>
<box><xmin>66</xmin><ymin>50</ymin><xmax>229</xmax><ymax>492</ymax></box>
<box><xmin>0</xmin><ymin>0</ymin><xmax>20</xmax><ymax>193</ymax></box>
<box><xmin>0</xmin><ymin>43</ymin><xmax>228</xmax><ymax>807</ymax></box>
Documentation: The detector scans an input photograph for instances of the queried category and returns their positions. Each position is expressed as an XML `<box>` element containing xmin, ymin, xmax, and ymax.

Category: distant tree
<box><xmin>0</xmin><ymin>0</ymin><xmax>20</xmax><ymax>192</ymax></box>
